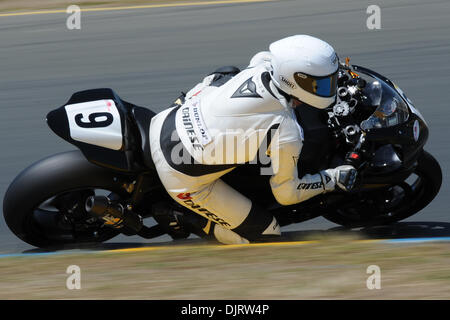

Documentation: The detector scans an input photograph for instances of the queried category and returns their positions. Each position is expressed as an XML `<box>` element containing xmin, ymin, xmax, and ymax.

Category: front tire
<box><xmin>323</xmin><ymin>150</ymin><xmax>442</xmax><ymax>228</ymax></box>
<box><xmin>3</xmin><ymin>151</ymin><xmax>132</xmax><ymax>248</ymax></box>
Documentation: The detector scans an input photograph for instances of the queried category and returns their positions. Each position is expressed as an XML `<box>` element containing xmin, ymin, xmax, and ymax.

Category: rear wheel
<box><xmin>3</xmin><ymin>151</ymin><xmax>133</xmax><ymax>248</ymax></box>
<box><xmin>323</xmin><ymin>151</ymin><xmax>442</xmax><ymax>228</ymax></box>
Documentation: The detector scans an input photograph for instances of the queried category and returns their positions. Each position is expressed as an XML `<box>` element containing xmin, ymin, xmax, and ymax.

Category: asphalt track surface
<box><xmin>1</xmin><ymin>0</ymin><xmax>449</xmax><ymax>254</ymax></box>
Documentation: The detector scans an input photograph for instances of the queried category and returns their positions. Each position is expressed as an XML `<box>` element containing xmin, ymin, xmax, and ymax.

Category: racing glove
<box><xmin>321</xmin><ymin>165</ymin><xmax>358</xmax><ymax>192</ymax></box>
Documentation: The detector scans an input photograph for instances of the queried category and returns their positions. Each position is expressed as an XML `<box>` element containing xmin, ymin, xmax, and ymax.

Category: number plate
<box><xmin>65</xmin><ymin>99</ymin><xmax>123</xmax><ymax>150</ymax></box>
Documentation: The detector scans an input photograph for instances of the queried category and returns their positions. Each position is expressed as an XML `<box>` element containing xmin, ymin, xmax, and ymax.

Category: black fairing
<box><xmin>352</xmin><ymin>65</ymin><xmax>429</xmax><ymax>159</ymax></box>
<box><xmin>47</xmin><ymin>88</ymin><xmax>154</xmax><ymax>172</ymax></box>
<box><xmin>130</xmin><ymin>105</ymin><xmax>156</xmax><ymax>169</ymax></box>
<box><xmin>367</xmin><ymin>144</ymin><xmax>402</xmax><ymax>174</ymax></box>
<box><xmin>346</xmin><ymin>65</ymin><xmax>430</xmax><ymax>184</ymax></box>
<box><xmin>364</xmin><ymin>113</ymin><xmax>428</xmax><ymax>168</ymax></box>
<box><xmin>361</xmin><ymin>113</ymin><xmax>429</xmax><ymax>185</ymax></box>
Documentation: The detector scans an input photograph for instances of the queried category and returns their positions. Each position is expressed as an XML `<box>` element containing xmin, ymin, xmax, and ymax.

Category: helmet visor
<box><xmin>294</xmin><ymin>71</ymin><xmax>338</xmax><ymax>97</ymax></box>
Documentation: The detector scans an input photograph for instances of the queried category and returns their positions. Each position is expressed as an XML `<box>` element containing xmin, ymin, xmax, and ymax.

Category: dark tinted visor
<box><xmin>294</xmin><ymin>71</ymin><xmax>338</xmax><ymax>97</ymax></box>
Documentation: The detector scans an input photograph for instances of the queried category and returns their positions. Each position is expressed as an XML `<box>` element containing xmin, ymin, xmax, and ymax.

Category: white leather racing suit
<box><xmin>149</xmin><ymin>57</ymin><xmax>336</xmax><ymax>244</ymax></box>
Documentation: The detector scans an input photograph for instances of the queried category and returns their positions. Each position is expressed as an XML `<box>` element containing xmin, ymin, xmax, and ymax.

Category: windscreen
<box><xmin>358</xmin><ymin>71</ymin><xmax>409</xmax><ymax>130</ymax></box>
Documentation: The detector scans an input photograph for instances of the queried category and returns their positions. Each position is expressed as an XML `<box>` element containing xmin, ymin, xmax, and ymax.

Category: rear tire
<box><xmin>3</xmin><ymin>151</ymin><xmax>132</xmax><ymax>248</ymax></box>
<box><xmin>323</xmin><ymin>150</ymin><xmax>442</xmax><ymax>228</ymax></box>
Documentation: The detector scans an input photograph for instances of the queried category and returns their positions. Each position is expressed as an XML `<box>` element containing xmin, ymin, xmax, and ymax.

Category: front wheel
<box><xmin>323</xmin><ymin>150</ymin><xmax>442</xmax><ymax>228</ymax></box>
<box><xmin>3</xmin><ymin>151</ymin><xmax>133</xmax><ymax>248</ymax></box>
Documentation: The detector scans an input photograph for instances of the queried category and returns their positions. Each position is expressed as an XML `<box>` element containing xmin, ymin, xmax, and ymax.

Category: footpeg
<box><xmin>152</xmin><ymin>202</ymin><xmax>191</xmax><ymax>239</ymax></box>
<box><xmin>85</xmin><ymin>196</ymin><xmax>143</xmax><ymax>233</ymax></box>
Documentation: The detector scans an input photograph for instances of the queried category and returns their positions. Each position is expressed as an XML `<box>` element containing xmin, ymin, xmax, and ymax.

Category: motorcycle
<box><xmin>2</xmin><ymin>63</ymin><xmax>442</xmax><ymax>248</ymax></box>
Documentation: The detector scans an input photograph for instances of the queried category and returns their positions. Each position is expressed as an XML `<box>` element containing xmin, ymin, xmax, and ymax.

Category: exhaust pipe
<box><xmin>85</xmin><ymin>196</ymin><xmax>176</xmax><ymax>239</ymax></box>
<box><xmin>85</xmin><ymin>196</ymin><xmax>143</xmax><ymax>233</ymax></box>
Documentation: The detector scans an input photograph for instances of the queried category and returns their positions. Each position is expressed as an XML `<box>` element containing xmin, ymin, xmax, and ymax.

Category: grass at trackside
<box><xmin>0</xmin><ymin>0</ymin><xmax>235</xmax><ymax>14</ymax></box>
<box><xmin>1</xmin><ymin>234</ymin><xmax>450</xmax><ymax>299</ymax></box>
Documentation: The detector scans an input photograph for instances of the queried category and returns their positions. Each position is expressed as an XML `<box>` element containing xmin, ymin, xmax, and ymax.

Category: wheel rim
<box><xmin>331</xmin><ymin>168</ymin><xmax>428</xmax><ymax>226</ymax></box>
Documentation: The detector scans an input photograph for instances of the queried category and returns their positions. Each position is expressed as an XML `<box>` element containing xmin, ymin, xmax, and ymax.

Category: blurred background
<box><xmin>0</xmin><ymin>0</ymin><xmax>449</xmax><ymax>253</ymax></box>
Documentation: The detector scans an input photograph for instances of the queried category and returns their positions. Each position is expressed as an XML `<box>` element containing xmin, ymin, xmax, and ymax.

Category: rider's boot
<box><xmin>152</xmin><ymin>201</ymin><xmax>249</xmax><ymax>244</ymax></box>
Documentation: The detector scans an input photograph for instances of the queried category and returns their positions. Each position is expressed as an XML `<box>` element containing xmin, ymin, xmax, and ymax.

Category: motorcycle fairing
<box><xmin>47</xmin><ymin>88</ymin><xmax>138</xmax><ymax>171</ymax></box>
<box><xmin>351</xmin><ymin>65</ymin><xmax>429</xmax><ymax>170</ymax></box>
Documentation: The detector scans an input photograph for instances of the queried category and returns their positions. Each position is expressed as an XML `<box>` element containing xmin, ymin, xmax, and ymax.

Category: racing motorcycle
<box><xmin>2</xmin><ymin>63</ymin><xmax>442</xmax><ymax>248</ymax></box>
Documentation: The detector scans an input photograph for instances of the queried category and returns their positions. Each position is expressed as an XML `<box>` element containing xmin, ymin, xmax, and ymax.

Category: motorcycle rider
<box><xmin>149</xmin><ymin>35</ymin><xmax>357</xmax><ymax>244</ymax></box>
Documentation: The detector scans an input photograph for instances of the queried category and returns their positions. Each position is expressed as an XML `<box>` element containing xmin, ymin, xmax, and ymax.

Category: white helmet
<box><xmin>269</xmin><ymin>35</ymin><xmax>339</xmax><ymax>109</ymax></box>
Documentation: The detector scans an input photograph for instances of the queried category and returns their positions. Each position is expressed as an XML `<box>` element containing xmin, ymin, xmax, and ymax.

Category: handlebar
<box><xmin>344</xmin><ymin>133</ymin><xmax>366</xmax><ymax>168</ymax></box>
